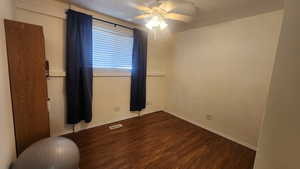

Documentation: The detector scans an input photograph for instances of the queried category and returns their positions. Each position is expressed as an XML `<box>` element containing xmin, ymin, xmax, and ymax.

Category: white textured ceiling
<box><xmin>65</xmin><ymin>0</ymin><xmax>284</xmax><ymax>30</ymax></box>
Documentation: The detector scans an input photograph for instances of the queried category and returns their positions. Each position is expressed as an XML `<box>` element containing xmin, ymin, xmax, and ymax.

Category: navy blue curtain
<box><xmin>66</xmin><ymin>10</ymin><xmax>93</xmax><ymax>124</ymax></box>
<box><xmin>130</xmin><ymin>29</ymin><xmax>148</xmax><ymax>111</ymax></box>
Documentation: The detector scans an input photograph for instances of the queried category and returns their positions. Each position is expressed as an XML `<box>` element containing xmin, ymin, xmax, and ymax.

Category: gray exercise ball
<box><xmin>11</xmin><ymin>137</ymin><xmax>79</xmax><ymax>169</ymax></box>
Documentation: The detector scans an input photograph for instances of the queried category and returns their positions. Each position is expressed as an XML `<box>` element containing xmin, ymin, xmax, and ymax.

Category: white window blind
<box><xmin>92</xmin><ymin>21</ymin><xmax>133</xmax><ymax>70</ymax></box>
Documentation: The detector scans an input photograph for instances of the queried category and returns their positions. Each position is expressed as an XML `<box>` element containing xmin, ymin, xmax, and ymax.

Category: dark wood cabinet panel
<box><xmin>4</xmin><ymin>19</ymin><xmax>50</xmax><ymax>156</ymax></box>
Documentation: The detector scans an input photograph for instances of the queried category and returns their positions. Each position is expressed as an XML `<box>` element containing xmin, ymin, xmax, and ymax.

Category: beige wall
<box><xmin>12</xmin><ymin>0</ymin><xmax>286</xmax><ymax>155</ymax></box>
<box><xmin>0</xmin><ymin>0</ymin><xmax>16</xmax><ymax>168</ymax></box>
<box><xmin>254</xmin><ymin>0</ymin><xmax>300</xmax><ymax>168</ymax></box>
<box><xmin>15</xmin><ymin>0</ymin><xmax>172</xmax><ymax>136</ymax></box>
<box><xmin>166</xmin><ymin>10</ymin><xmax>283</xmax><ymax>149</ymax></box>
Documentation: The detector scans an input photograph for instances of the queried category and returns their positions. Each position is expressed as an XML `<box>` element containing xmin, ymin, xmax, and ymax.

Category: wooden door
<box><xmin>4</xmin><ymin>20</ymin><xmax>50</xmax><ymax>155</ymax></box>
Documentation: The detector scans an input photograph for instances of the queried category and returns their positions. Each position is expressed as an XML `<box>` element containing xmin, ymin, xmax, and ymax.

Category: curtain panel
<box><xmin>130</xmin><ymin>29</ymin><xmax>148</xmax><ymax>111</ymax></box>
<box><xmin>66</xmin><ymin>9</ymin><xmax>93</xmax><ymax>124</ymax></box>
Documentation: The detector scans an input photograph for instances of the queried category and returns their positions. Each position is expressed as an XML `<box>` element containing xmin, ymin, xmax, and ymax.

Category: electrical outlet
<box><xmin>206</xmin><ymin>114</ymin><xmax>213</xmax><ymax>120</ymax></box>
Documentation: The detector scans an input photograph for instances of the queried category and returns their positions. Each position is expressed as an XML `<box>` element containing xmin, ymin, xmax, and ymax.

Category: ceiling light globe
<box><xmin>160</xmin><ymin>20</ymin><xmax>168</xmax><ymax>30</ymax></box>
<box><xmin>146</xmin><ymin>16</ymin><xmax>168</xmax><ymax>30</ymax></box>
<box><xmin>146</xmin><ymin>22</ymin><xmax>153</xmax><ymax>29</ymax></box>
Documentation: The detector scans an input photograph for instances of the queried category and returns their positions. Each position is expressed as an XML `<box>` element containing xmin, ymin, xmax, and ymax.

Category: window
<box><xmin>92</xmin><ymin>21</ymin><xmax>133</xmax><ymax>70</ymax></box>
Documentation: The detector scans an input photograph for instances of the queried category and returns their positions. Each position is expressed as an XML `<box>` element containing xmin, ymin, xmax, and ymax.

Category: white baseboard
<box><xmin>53</xmin><ymin>110</ymin><xmax>161</xmax><ymax>136</ymax></box>
<box><xmin>53</xmin><ymin>129</ymin><xmax>73</xmax><ymax>137</ymax></box>
<box><xmin>54</xmin><ymin>110</ymin><xmax>257</xmax><ymax>151</ymax></box>
<box><xmin>167</xmin><ymin>111</ymin><xmax>257</xmax><ymax>151</ymax></box>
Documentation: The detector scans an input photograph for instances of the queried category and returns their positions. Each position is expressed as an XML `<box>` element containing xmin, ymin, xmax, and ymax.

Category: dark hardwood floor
<box><xmin>64</xmin><ymin>111</ymin><xmax>256</xmax><ymax>169</ymax></box>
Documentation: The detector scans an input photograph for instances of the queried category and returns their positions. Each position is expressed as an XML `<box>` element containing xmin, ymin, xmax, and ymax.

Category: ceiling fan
<box><xmin>133</xmin><ymin>0</ymin><xmax>195</xmax><ymax>30</ymax></box>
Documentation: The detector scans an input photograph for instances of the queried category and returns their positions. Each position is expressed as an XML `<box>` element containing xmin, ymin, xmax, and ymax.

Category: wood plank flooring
<box><xmin>64</xmin><ymin>111</ymin><xmax>256</xmax><ymax>169</ymax></box>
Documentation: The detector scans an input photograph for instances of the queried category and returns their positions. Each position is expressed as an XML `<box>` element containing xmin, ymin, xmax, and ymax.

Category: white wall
<box><xmin>166</xmin><ymin>10</ymin><xmax>283</xmax><ymax>149</ymax></box>
<box><xmin>254</xmin><ymin>0</ymin><xmax>300</xmax><ymax>168</ymax></box>
<box><xmin>15</xmin><ymin>0</ymin><xmax>172</xmax><ymax>136</ymax></box>
<box><xmin>0</xmin><ymin>0</ymin><xmax>16</xmax><ymax>168</ymax></box>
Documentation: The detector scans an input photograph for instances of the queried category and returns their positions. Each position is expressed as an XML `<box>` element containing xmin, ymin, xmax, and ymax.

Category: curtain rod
<box><xmin>16</xmin><ymin>6</ymin><xmax>135</xmax><ymax>31</ymax></box>
<box><xmin>16</xmin><ymin>6</ymin><xmax>134</xmax><ymax>30</ymax></box>
<box><xmin>92</xmin><ymin>17</ymin><xmax>134</xmax><ymax>31</ymax></box>
<box><xmin>66</xmin><ymin>2</ymin><xmax>134</xmax><ymax>30</ymax></box>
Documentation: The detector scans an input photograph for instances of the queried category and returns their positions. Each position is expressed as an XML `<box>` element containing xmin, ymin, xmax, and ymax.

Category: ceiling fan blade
<box><xmin>159</xmin><ymin>1</ymin><xmax>176</xmax><ymax>12</ymax></box>
<box><xmin>134</xmin><ymin>14</ymin><xmax>152</xmax><ymax>19</ymax></box>
<box><xmin>132</xmin><ymin>4</ymin><xmax>152</xmax><ymax>13</ymax></box>
<box><xmin>164</xmin><ymin>13</ymin><xmax>192</xmax><ymax>22</ymax></box>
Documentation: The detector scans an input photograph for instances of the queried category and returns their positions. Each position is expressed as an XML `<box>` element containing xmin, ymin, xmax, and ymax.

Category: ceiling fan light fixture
<box><xmin>146</xmin><ymin>22</ymin><xmax>153</xmax><ymax>30</ymax></box>
<box><xmin>159</xmin><ymin>20</ymin><xmax>168</xmax><ymax>30</ymax></box>
<box><xmin>145</xmin><ymin>19</ymin><xmax>155</xmax><ymax>29</ymax></box>
<box><xmin>145</xmin><ymin>16</ymin><xmax>168</xmax><ymax>30</ymax></box>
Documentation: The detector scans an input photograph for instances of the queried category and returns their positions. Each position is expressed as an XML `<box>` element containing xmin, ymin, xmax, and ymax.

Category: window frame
<box><xmin>92</xmin><ymin>20</ymin><xmax>134</xmax><ymax>75</ymax></box>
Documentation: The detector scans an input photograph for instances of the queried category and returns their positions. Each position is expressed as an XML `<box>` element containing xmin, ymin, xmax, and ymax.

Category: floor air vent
<box><xmin>109</xmin><ymin>124</ymin><xmax>123</xmax><ymax>130</ymax></box>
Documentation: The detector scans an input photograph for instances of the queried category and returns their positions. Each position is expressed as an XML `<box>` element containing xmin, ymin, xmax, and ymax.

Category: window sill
<box><xmin>49</xmin><ymin>71</ymin><xmax>165</xmax><ymax>77</ymax></box>
<box><xmin>93</xmin><ymin>68</ymin><xmax>131</xmax><ymax>77</ymax></box>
